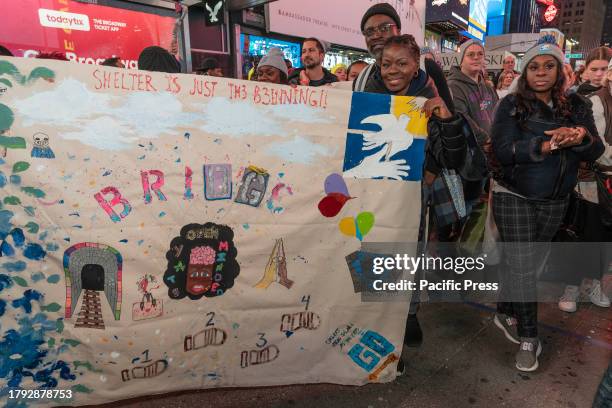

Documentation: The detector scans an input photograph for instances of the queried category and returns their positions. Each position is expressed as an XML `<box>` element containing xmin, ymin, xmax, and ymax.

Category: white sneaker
<box><xmin>586</xmin><ymin>280</ymin><xmax>611</xmax><ymax>308</ymax></box>
<box><xmin>558</xmin><ymin>285</ymin><xmax>580</xmax><ymax>312</ymax></box>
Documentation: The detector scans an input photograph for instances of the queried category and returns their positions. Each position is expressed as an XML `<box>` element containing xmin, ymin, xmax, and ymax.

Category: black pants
<box><xmin>493</xmin><ymin>192</ymin><xmax>568</xmax><ymax>338</ymax></box>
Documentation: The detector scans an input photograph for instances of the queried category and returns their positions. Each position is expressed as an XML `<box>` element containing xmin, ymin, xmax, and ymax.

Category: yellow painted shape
<box><xmin>392</xmin><ymin>96</ymin><xmax>429</xmax><ymax>138</ymax></box>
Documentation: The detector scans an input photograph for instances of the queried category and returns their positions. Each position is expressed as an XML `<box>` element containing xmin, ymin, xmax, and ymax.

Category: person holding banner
<box><xmin>255</xmin><ymin>48</ymin><xmax>289</xmax><ymax>85</ymax></box>
<box><xmin>490</xmin><ymin>37</ymin><xmax>604</xmax><ymax>372</ymax></box>
<box><xmin>378</xmin><ymin>34</ymin><xmax>470</xmax><ymax>369</ymax></box>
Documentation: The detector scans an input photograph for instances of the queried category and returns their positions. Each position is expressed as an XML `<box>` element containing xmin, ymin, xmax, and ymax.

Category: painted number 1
<box><xmin>141</xmin><ymin>349</ymin><xmax>152</xmax><ymax>363</ymax></box>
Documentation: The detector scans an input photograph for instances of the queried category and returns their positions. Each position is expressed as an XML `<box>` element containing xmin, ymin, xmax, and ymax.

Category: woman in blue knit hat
<box><xmin>490</xmin><ymin>37</ymin><xmax>604</xmax><ymax>372</ymax></box>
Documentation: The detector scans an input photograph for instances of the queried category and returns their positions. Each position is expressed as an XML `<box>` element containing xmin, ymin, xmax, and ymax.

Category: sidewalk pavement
<box><xmin>87</xmin><ymin>297</ymin><xmax>611</xmax><ymax>408</ymax></box>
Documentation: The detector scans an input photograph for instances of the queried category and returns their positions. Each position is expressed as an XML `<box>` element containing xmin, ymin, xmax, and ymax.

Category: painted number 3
<box><xmin>347</xmin><ymin>330</ymin><xmax>395</xmax><ymax>372</ymax></box>
<box><xmin>256</xmin><ymin>333</ymin><xmax>267</xmax><ymax>348</ymax></box>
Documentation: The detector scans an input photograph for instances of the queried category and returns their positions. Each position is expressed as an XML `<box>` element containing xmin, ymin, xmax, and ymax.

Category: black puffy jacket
<box><xmin>492</xmin><ymin>93</ymin><xmax>604</xmax><ymax>200</ymax></box>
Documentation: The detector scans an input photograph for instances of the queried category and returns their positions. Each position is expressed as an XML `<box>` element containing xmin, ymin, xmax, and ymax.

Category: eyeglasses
<box><xmin>362</xmin><ymin>23</ymin><xmax>397</xmax><ymax>38</ymax></box>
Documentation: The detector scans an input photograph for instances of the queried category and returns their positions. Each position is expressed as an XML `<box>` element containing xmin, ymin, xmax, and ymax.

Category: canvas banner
<box><xmin>0</xmin><ymin>57</ymin><xmax>429</xmax><ymax>406</ymax></box>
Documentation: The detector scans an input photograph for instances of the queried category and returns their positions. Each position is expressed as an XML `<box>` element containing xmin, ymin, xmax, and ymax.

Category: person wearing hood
<box><xmin>447</xmin><ymin>39</ymin><xmax>498</xmax><ymax>148</ymax></box>
<box><xmin>375</xmin><ymin>34</ymin><xmax>469</xmax><ymax>373</ymax></box>
<box><xmin>576</xmin><ymin>47</ymin><xmax>612</xmax><ymax>97</ymax></box>
<box><xmin>288</xmin><ymin>38</ymin><xmax>337</xmax><ymax>86</ymax></box>
<box><xmin>490</xmin><ymin>38</ymin><xmax>604</xmax><ymax>372</ymax></box>
<box><xmin>447</xmin><ymin>40</ymin><xmax>497</xmax><ymax>226</ymax></box>
<box><xmin>256</xmin><ymin>48</ymin><xmax>289</xmax><ymax>85</ymax></box>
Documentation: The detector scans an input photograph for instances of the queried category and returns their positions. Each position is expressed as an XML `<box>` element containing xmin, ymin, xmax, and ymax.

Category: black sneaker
<box><xmin>404</xmin><ymin>314</ymin><xmax>423</xmax><ymax>347</ymax></box>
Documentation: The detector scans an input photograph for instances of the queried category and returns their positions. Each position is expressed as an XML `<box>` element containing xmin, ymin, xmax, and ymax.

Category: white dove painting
<box><xmin>342</xmin><ymin>93</ymin><xmax>429</xmax><ymax>181</ymax></box>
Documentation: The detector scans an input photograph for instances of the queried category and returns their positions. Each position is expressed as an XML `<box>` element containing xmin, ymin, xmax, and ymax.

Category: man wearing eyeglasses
<box><xmin>353</xmin><ymin>3</ymin><xmax>401</xmax><ymax>92</ymax></box>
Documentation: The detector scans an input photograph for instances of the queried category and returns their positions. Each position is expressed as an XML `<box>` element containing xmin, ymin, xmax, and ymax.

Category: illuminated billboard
<box><xmin>464</xmin><ymin>0</ymin><xmax>488</xmax><ymax>41</ymax></box>
<box><xmin>426</xmin><ymin>0</ymin><xmax>470</xmax><ymax>30</ymax></box>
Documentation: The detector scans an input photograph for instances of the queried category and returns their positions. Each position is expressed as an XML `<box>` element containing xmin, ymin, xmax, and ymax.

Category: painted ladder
<box><xmin>75</xmin><ymin>290</ymin><xmax>105</xmax><ymax>329</ymax></box>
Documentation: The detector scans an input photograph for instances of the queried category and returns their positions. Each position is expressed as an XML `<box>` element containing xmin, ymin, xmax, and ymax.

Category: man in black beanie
<box><xmin>353</xmin><ymin>3</ymin><xmax>401</xmax><ymax>92</ymax></box>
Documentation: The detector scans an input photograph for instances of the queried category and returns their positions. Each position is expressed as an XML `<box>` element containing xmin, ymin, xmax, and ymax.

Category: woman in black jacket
<box><xmin>375</xmin><ymin>35</ymin><xmax>468</xmax><ymax>372</ymax></box>
<box><xmin>490</xmin><ymin>38</ymin><xmax>604</xmax><ymax>372</ymax></box>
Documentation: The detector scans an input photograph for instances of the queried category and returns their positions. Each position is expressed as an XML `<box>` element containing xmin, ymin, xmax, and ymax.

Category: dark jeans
<box><xmin>493</xmin><ymin>192</ymin><xmax>568</xmax><ymax>338</ymax></box>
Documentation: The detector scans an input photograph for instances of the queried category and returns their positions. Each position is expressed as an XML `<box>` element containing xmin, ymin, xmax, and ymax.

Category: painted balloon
<box><xmin>356</xmin><ymin>212</ymin><xmax>375</xmax><ymax>238</ymax></box>
<box><xmin>324</xmin><ymin>173</ymin><xmax>350</xmax><ymax>197</ymax></box>
<box><xmin>338</xmin><ymin>217</ymin><xmax>357</xmax><ymax>237</ymax></box>
<box><xmin>318</xmin><ymin>193</ymin><xmax>351</xmax><ymax>218</ymax></box>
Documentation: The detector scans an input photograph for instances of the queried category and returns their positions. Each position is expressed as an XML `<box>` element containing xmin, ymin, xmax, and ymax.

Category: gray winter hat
<box><xmin>459</xmin><ymin>39</ymin><xmax>484</xmax><ymax>63</ymax></box>
<box><xmin>258</xmin><ymin>47</ymin><xmax>288</xmax><ymax>77</ymax></box>
<box><xmin>521</xmin><ymin>37</ymin><xmax>565</xmax><ymax>74</ymax></box>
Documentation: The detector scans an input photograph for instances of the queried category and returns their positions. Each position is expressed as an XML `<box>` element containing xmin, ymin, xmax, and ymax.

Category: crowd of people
<box><xmin>0</xmin><ymin>2</ymin><xmax>611</xmax><ymax>404</ymax></box>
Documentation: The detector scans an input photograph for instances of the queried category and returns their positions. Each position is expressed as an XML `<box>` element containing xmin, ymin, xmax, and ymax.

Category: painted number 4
<box><xmin>347</xmin><ymin>331</ymin><xmax>395</xmax><ymax>372</ymax></box>
<box><xmin>301</xmin><ymin>295</ymin><xmax>310</xmax><ymax>311</ymax></box>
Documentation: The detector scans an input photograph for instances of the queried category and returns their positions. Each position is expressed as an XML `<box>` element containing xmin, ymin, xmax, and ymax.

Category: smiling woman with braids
<box><xmin>490</xmin><ymin>37</ymin><xmax>604</xmax><ymax>372</ymax></box>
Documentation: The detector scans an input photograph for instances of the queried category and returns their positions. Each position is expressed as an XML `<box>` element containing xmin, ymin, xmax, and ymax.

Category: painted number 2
<box><xmin>206</xmin><ymin>312</ymin><xmax>215</xmax><ymax>327</ymax></box>
<box><xmin>347</xmin><ymin>330</ymin><xmax>395</xmax><ymax>372</ymax></box>
<box><xmin>301</xmin><ymin>295</ymin><xmax>310</xmax><ymax>311</ymax></box>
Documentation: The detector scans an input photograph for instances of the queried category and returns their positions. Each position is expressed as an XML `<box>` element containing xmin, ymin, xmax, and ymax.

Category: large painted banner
<box><xmin>0</xmin><ymin>57</ymin><xmax>428</xmax><ymax>406</ymax></box>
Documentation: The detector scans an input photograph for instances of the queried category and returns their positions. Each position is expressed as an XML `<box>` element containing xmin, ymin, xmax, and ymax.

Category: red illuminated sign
<box><xmin>544</xmin><ymin>4</ymin><xmax>558</xmax><ymax>22</ymax></box>
<box><xmin>537</xmin><ymin>0</ymin><xmax>554</xmax><ymax>5</ymax></box>
<box><xmin>0</xmin><ymin>0</ymin><xmax>177</xmax><ymax>69</ymax></box>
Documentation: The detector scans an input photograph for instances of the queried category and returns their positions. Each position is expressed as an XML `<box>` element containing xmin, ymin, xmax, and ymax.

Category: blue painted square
<box><xmin>343</xmin><ymin>93</ymin><xmax>426</xmax><ymax>181</ymax></box>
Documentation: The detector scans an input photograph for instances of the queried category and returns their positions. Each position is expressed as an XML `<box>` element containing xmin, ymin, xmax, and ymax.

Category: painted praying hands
<box><xmin>344</xmin><ymin>114</ymin><xmax>413</xmax><ymax>180</ymax></box>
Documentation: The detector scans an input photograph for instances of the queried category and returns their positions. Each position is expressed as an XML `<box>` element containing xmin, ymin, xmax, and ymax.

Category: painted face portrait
<box><xmin>164</xmin><ymin>223</ymin><xmax>239</xmax><ymax>300</ymax></box>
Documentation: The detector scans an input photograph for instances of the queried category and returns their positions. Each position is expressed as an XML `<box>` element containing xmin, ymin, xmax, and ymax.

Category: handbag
<box><xmin>482</xmin><ymin>180</ymin><xmax>501</xmax><ymax>265</ymax></box>
<box><xmin>429</xmin><ymin>169</ymin><xmax>467</xmax><ymax>227</ymax></box>
<box><xmin>553</xmin><ymin>190</ymin><xmax>587</xmax><ymax>241</ymax></box>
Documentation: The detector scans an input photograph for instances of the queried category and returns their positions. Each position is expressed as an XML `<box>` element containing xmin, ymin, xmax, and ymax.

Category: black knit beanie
<box><xmin>138</xmin><ymin>46</ymin><xmax>181</xmax><ymax>74</ymax></box>
<box><xmin>360</xmin><ymin>3</ymin><xmax>402</xmax><ymax>32</ymax></box>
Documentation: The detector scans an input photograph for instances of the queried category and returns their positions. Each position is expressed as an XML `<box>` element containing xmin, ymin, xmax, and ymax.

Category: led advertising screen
<box><xmin>0</xmin><ymin>0</ymin><xmax>177</xmax><ymax>69</ymax></box>
<box><xmin>240</xmin><ymin>34</ymin><xmax>302</xmax><ymax>68</ymax></box>
<box><xmin>486</xmin><ymin>0</ymin><xmax>507</xmax><ymax>36</ymax></box>
<box><xmin>464</xmin><ymin>0</ymin><xmax>488</xmax><ymax>41</ymax></box>
<box><xmin>425</xmin><ymin>0</ymin><xmax>470</xmax><ymax>30</ymax></box>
